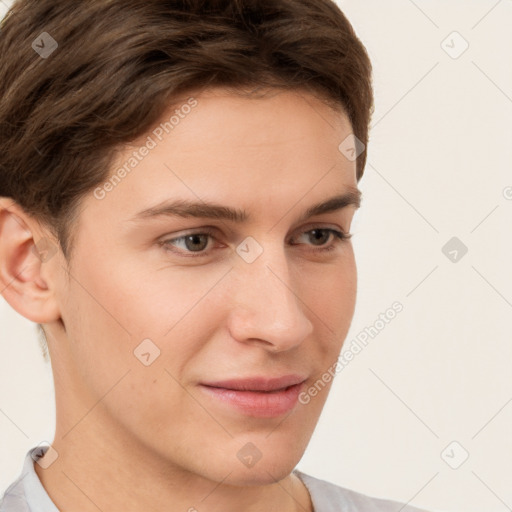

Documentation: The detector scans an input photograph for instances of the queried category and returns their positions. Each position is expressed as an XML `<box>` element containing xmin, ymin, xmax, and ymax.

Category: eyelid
<box><xmin>162</xmin><ymin>221</ymin><xmax>347</xmax><ymax>239</ymax></box>
<box><xmin>158</xmin><ymin>223</ymin><xmax>351</xmax><ymax>258</ymax></box>
<box><xmin>159</xmin><ymin>223</ymin><xmax>347</xmax><ymax>244</ymax></box>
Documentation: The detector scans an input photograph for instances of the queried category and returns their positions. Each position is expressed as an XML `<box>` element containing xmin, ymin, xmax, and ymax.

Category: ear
<box><xmin>0</xmin><ymin>198</ymin><xmax>62</xmax><ymax>323</ymax></box>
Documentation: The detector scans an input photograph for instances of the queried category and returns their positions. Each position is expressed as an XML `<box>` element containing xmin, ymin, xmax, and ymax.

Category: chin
<box><xmin>219</xmin><ymin>454</ymin><xmax>299</xmax><ymax>487</ymax></box>
<box><xmin>225</xmin><ymin>468</ymin><xmax>295</xmax><ymax>488</ymax></box>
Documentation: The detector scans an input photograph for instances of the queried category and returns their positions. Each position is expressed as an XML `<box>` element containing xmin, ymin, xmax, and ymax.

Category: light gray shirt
<box><xmin>0</xmin><ymin>446</ymin><xmax>430</xmax><ymax>511</ymax></box>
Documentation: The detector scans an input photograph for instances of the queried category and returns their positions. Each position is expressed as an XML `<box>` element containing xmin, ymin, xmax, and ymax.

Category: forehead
<box><xmin>124</xmin><ymin>86</ymin><xmax>352</xmax><ymax>165</ymax></box>
<box><xmin>80</xmin><ymin>88</ymin><xmax>357</xmax><ymax>233</ymax></box>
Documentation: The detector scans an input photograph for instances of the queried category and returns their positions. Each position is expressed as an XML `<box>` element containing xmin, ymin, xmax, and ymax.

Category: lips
<box><xmin>201</xmin><ymin>374</ymin><xmax>307</xmax><ymax>392</ymax></box>
<box><xmin>198</xmin><ymin>374</ymin><xmax>307</xmax><ymax>417</ymax></box>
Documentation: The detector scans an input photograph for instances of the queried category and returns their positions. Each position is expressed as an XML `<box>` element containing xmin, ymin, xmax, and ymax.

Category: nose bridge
<box><xmin>228</xmin><ymin>240</ymin><xmax>314</xmax><ymax>349</ymax></box>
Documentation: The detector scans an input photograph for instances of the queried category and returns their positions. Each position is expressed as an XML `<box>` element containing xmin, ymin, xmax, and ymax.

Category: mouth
<box><xmin>201</xmin><ymin>375</ymin><xmax>307</xmax><ymax>392</ymax></box>
<box><xmin>198</xmin><ymin>376</ymin><xmax>307</xmax><ymax>418</ymax></box>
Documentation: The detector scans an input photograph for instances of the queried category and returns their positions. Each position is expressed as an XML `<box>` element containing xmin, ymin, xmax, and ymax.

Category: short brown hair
<box><xmin>0</xmin><ymin>0</ymin><xmax>373</xmax><ymax>264</ymax></box>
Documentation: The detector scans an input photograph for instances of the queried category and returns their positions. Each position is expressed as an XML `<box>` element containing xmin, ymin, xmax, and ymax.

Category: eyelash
<box><xmin>159</xmin><ymin>227</ymin><xmax>352</xmax><ymax>258</ymax></box>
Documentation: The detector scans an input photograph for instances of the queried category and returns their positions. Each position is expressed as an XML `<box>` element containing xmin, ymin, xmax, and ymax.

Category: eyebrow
<box><xmin>128</xmin><ymin>186</ymin><xmax>362</xmax><ymax>224</ymax></box>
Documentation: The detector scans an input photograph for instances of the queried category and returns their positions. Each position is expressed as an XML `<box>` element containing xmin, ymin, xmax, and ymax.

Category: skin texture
<box><xmin>0</xmin><ymin>88</ymin><xmax>359</xmax><ymax>512</ymax></box>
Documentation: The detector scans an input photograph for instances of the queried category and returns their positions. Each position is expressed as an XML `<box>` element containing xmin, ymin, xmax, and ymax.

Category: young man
<box><xmin>0</xmin><ymin>1</ymin><xmax>430</xmax><ymax>511</ymax></box>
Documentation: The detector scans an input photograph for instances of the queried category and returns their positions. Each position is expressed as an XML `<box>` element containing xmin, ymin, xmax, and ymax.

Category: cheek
<box><xmin>61</xmin><ymin>252</ymin><xmax>227</xmax><ymax>388</ymax></box>
<box><xmin>307</xmin><ymin>256</ymin><xmax>358</xmax><ymax>375</ymax></box>
<box><xmin>301</xmin><ymin>251</ymin><xmax>357</xmax><ymax>333</ymax></box>
<box><xmin>60</xmin><ymin>263</ymin><xmax>217</xmax><ymax>444</ymax></box>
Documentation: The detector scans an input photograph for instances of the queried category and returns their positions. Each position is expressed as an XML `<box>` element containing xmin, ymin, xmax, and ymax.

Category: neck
<box><xmin>35</xmin><ymin>412</ymin><xmax>313</xmax><ymax>512</ymax></box>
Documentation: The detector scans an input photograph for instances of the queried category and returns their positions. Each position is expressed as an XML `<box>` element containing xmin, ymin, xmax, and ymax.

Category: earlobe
<box><xmin>0</xmin><ymin>200</ymin><xmax>61</xmax><ymax>324</ymax></box>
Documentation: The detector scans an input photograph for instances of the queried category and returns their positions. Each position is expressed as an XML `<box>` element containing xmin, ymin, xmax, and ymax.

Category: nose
<box><xmin>227</xmin><ymin>242</ymin><xmax>314</xmax><ymax>352</ymax></box>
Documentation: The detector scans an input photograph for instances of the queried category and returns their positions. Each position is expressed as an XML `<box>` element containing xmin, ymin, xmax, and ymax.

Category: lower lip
<box><xmin>199</xmin><ymin>382</ymin><xmax>305</xmax><ymax>418</ymax></box>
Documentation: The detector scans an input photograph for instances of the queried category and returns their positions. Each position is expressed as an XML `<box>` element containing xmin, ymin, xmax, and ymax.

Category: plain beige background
<box><xmin>1</xmin><ymin>1</ymin><xmax>511</xmax><ymax>511</ymax></box>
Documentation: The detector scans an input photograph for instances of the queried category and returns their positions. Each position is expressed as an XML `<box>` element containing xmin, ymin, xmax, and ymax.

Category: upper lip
<box><xmin>201</xmin><ymin>374</ymin><xmax>307</xmax><ymax>392</ymax></box>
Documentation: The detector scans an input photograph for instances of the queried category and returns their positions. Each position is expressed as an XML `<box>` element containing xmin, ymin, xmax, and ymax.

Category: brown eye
<box><xmin>160</xmin><ymin>227</ymin><xmax>351</xmax><ymax>259</ymax></box>
<box><xmin>292</xmin><ymin>228</ymin><xmax>352</xmax><ymax>252</ymax></box>
<box><xmin>160</xmin><ymin>228</ymin><xmax>218</xmax><ymax>257</ymax></box>
<box><xmin>180</xmin><ymin>234</ymin><xmax>210</xmax><ymax>252</ymax></box>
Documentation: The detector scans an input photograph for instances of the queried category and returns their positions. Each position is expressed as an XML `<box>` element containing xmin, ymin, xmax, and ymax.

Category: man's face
<box><xmin>49</xmin><ymin>88</ymin><xmax>359</xmax><ymax>485</ymax></box>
